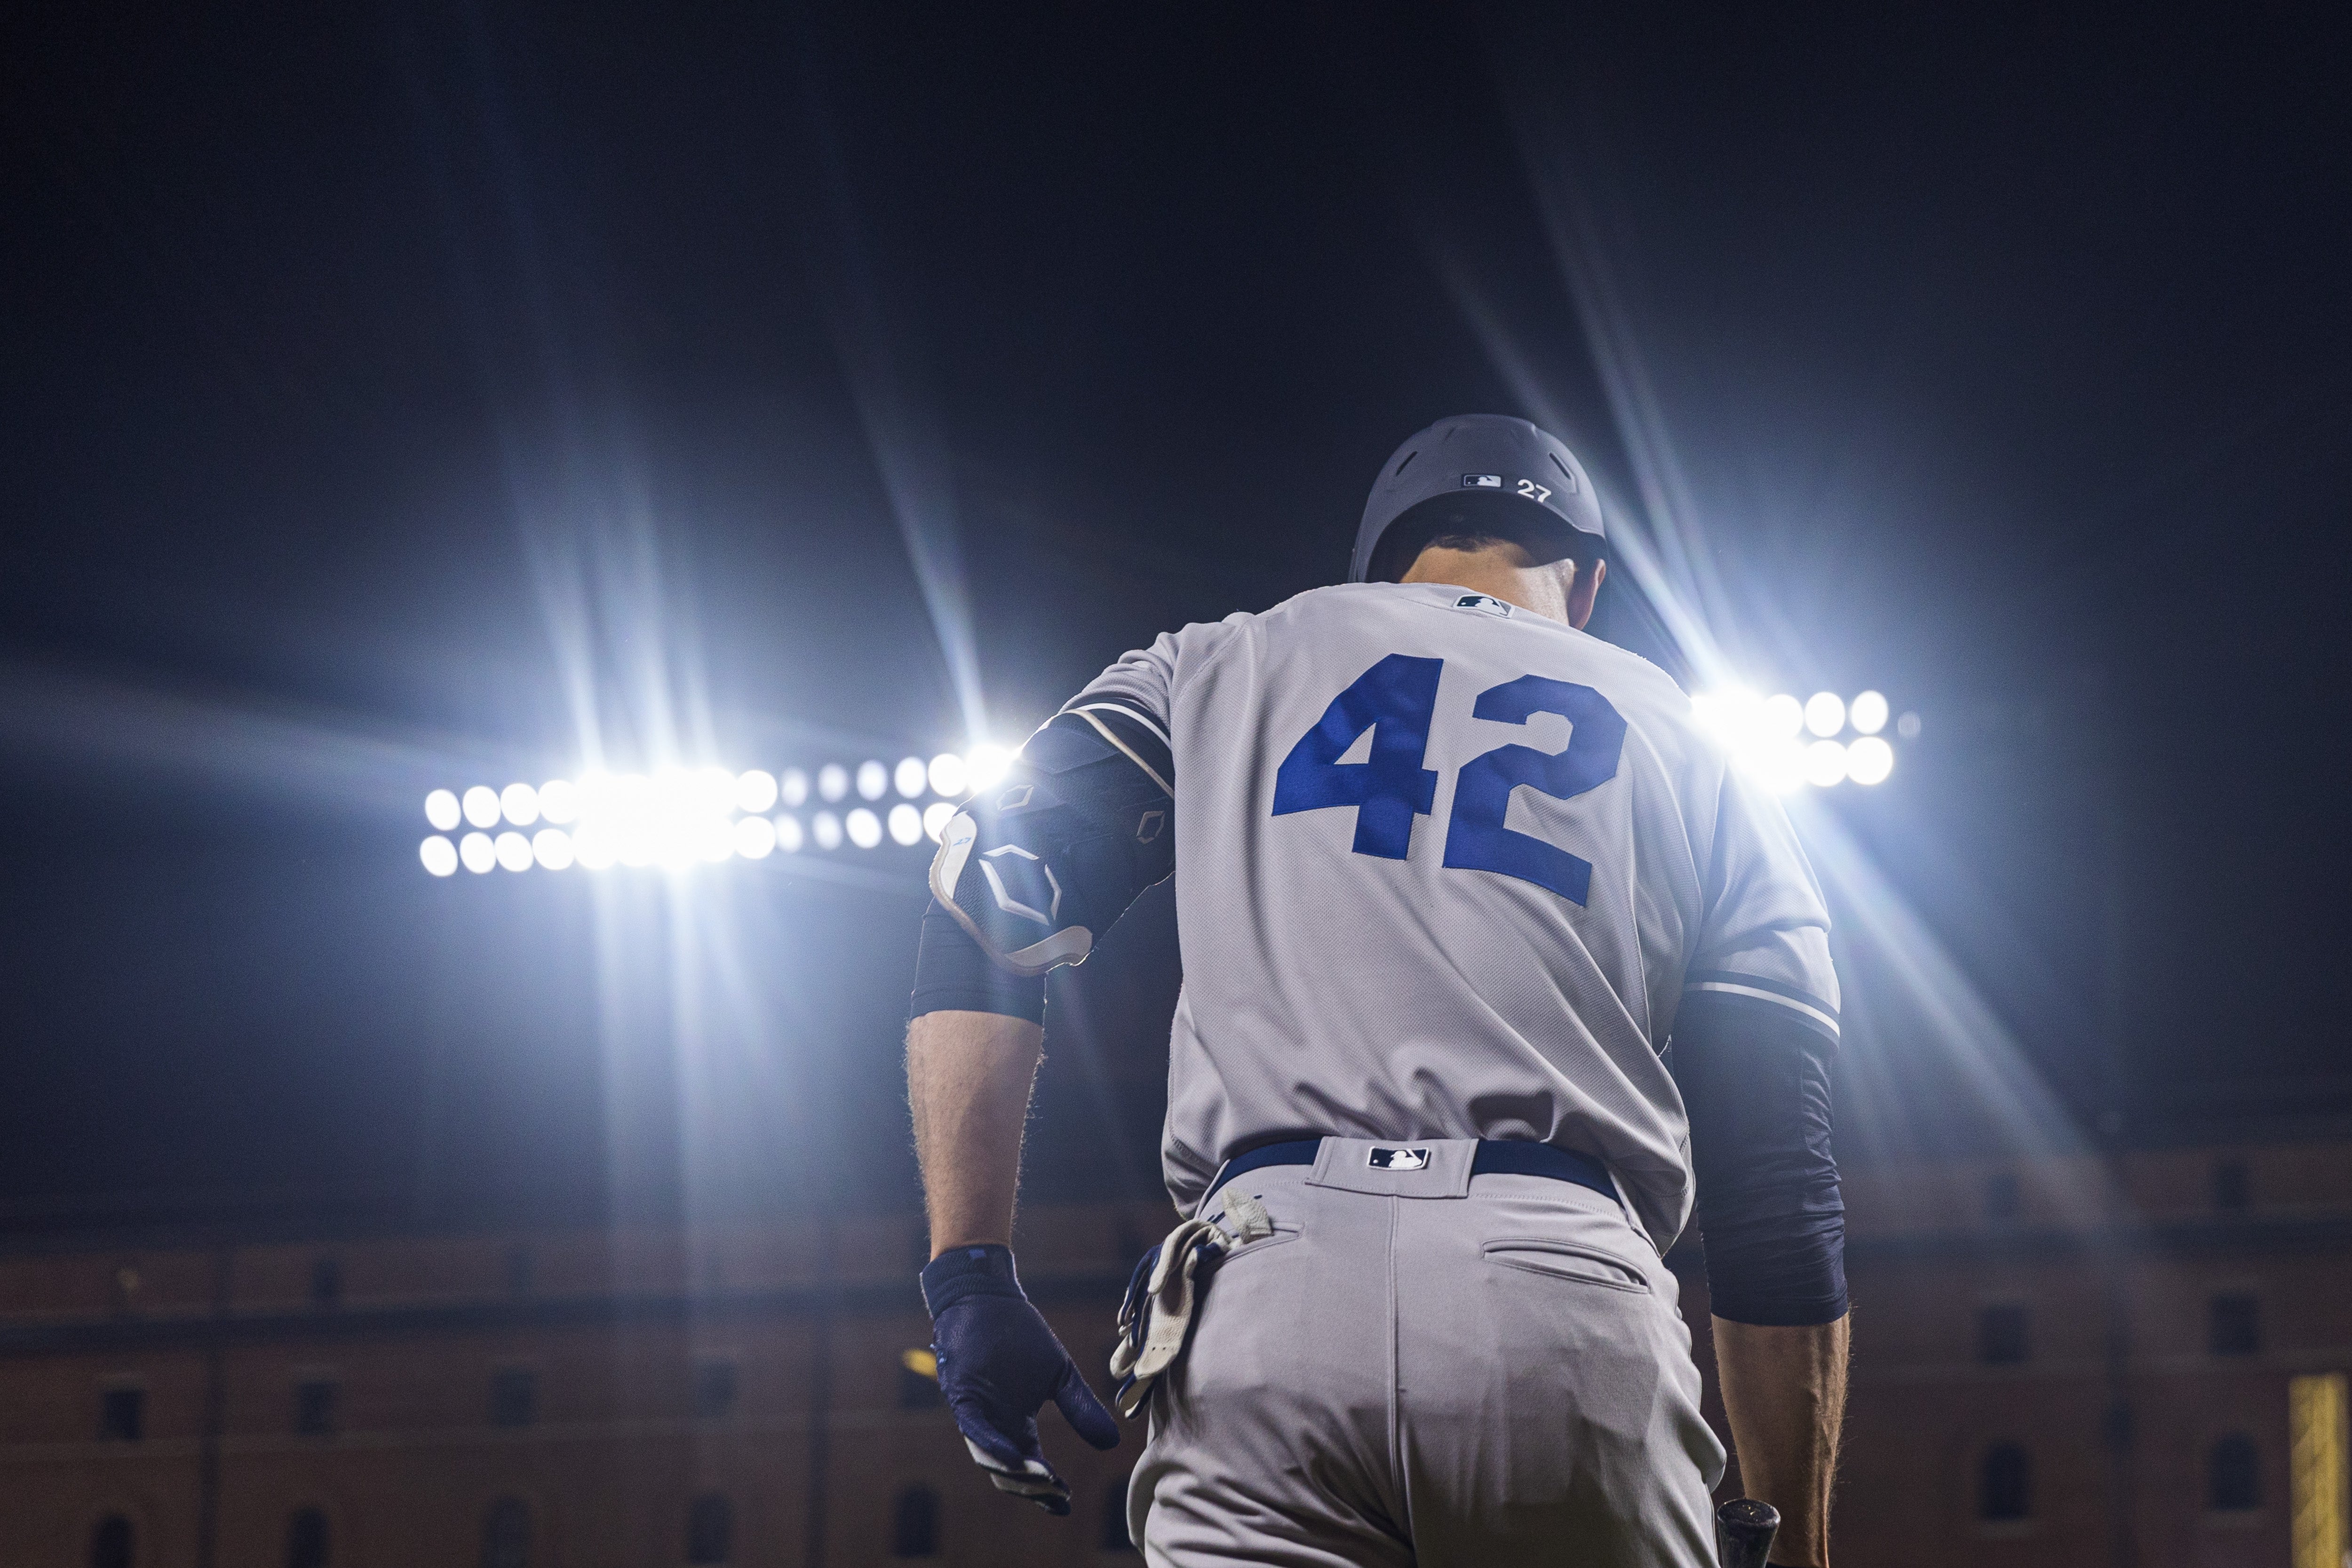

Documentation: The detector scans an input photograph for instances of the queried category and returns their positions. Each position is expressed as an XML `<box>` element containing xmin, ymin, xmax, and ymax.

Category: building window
<box><xmin>686</xmin><ymin>1494</ymin><xmax>733</xmax><ymax>1565</ymax></box>
<box><xmin>2208</xmin><ymin>1433</ymin><xmax>2260</xmax><ymax>1511</ymax></box>
<box><xmin>295</xmin><ymin>1379</ymin><xmax>339</xmax><ymax>1437</ymax></box>
<box><xmin>480</xmin><ymin>1497</ymin><xmax>530</xmax><ymax>1568</ymax></box>
<box><xmin>2212</xmin><ymin>1159</ymin><xmax>2250</xmax><ymax>1212</ymax></box>
<box><xmin>489</xmin><ymin>1369</ymin><xmax>538</xmax><ymax>1428</ymax></box>
<box><xmin>89</xmin><ymin>1514</ymin><xmax>135</xmax><ymax>1568</ymax></box>
<box><xmin>1982</xmin><ymin>1172</ymin><xmax>2020</xmax><ymax>1223</ymax></box>
<box><xmin>1979</xmin><ymin>1442</ymin><xmax>2031</xmax><ymax>1521</ymax></box>
<box><xmin>890</xmin><ymin>1486</ymin><xmax>940</xmax><ymax>1557</ymax></box>
<box><xmin>1978</xmin><ymin>1305</ymin><xmax>2031</xmax><ymax>1365</ymax></box>
<box><xmin>100</xmin><ymin>1387</ymin><xmax>145</xmax><ymax>1442</ymax></box>
<box><xmin>693</xmin><ymin>1359</ymin><xmax>739</xmax><ymax>1421</ymax></box>
<box><xmin>1100</xmin><ymin>1480</ymin><xmax>1136</xmax><ymax>1552</ymax></box>
<box><xmin>310</xmin><ymin>1257</ymin><xmax>343</xmax><ymax>1310</ymax></box>
<box><xmin>2209</xmin><ymin>1294</ymin><xmax>2261</xmax><ymax>1356</ymax></box>
<box><xmin>285</xmin><ymin>1507</ymin><xmax>331</xmax><ymax>1568</ymax></box>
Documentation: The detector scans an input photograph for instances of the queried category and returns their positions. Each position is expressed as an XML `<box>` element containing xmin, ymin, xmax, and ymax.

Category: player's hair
<box><xmin>1365</xmin><ymin>491</ymin><xmax>1606</xmax><ymax>584</ymax></box>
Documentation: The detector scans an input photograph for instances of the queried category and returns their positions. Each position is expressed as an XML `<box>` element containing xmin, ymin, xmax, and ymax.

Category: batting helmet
<box><xmin>1349</xmin><ymin>414</ymin><xmax>1605</xmax><ymax>583</ymax></box>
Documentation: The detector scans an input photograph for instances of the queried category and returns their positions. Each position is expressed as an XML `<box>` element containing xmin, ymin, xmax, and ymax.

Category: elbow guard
<box><xmin>929</xmin><ymin>706</ymin><xmax>1174</xmax><ymax>976</ymax></box>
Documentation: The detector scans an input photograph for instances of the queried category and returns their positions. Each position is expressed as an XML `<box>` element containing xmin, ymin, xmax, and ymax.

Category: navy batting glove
<box><xmin>922</xmin><ymin>1244</ymin><xmax>1120</xmax><ymax>1514</ymax></box>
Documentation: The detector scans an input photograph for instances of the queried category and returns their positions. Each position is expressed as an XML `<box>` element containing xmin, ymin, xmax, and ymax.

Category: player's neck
<box><xmin>1399</xmin><ymin>548</ymin><xmax>1577</xmax><ymax>625</ymax></box>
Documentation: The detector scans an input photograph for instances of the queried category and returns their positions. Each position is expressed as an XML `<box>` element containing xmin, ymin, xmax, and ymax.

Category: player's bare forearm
<box><xmin>1712</xmin><ymin>1313</ymin><xmax>1849</xmax><ymax>1568</ymax></box>
<box><xmin>907</xmin><ymin>1009</ymin><xmax>1047</xmax><ymax>1258</ymax></box>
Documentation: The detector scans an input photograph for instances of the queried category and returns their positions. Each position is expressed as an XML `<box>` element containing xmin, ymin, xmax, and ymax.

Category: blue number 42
<box><xmin>1270</xmin><ymin>655</ymin><xmax>1627</xmax><ymax>905</ymax></box>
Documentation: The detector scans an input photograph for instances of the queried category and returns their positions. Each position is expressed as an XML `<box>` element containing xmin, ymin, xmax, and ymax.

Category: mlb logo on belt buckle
<box><xmin>1368</xmin><ymin>1146</ymin><xmax>1430</xmax><ymax>1171</ymax></box>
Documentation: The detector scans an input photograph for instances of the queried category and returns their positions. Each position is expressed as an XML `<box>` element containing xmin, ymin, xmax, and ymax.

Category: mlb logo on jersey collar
<box><xmin>1451</xmin><ymin>593</ymin><xmax>1512</xmax><ymax>618</ymax></box>
<box><xmin>1367</xmin><ymin>1146</ymin><xmax>1431</xmax><ymax>1171</ymax></box>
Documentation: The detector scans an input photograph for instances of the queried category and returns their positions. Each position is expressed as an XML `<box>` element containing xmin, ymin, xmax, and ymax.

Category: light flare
<box><xmin>965</xmin><ymin>744</ymin><xmax>1013</xmax><ymax>792</ymax></box>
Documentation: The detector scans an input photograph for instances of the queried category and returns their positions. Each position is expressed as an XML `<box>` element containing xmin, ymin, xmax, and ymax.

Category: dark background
<box><xmin>3</xmin><ymin>3</ymin><xmax>2348</xmax><ymax>1228</ymax></box>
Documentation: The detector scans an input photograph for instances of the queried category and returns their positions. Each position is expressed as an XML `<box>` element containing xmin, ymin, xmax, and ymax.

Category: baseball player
<box><xmin>907</xmin><ymin>415</ymin><xmax>1850</xmax><ymax>1566</ymax></box>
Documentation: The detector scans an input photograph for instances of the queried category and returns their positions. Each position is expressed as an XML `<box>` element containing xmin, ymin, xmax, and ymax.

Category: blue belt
<box><xmin>1202</xmin><ymin>1137</ymin><xmax>1618</xmax><ymax>1210</ymax></box>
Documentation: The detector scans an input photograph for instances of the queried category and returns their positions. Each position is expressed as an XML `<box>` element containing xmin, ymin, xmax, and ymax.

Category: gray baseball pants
<box><xmin>1126</xmin><ymin>1138</ymin><xmax>1724</xmax><ymax>1567</ymax></box>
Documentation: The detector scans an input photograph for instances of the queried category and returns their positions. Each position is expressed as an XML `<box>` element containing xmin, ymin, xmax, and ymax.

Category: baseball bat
<box><xmin>1714</xmin><ymin>1497</ymin><xmax>1780</xmax><ymax>1568</ymax></box>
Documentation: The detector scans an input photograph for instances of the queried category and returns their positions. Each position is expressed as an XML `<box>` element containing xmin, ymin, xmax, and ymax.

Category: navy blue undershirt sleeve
<box><xmin>909</xmin><ymin>899</ymin><xmax>1048</xmax><ymax>1025</ymax></box>
<box><xmin>1671</xmin><ymin>989</ymin><xmax>1848</xmax><ymax>1326</ymax></box>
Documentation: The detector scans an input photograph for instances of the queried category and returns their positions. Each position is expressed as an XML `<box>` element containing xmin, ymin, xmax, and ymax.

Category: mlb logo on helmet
<box><xmin>1367</xmin><ymin>1146</ymin><xmax>1430</xmax><ymax>1171</ymax></box>
<box><xmin>1462</xmin><ymin>473</ymin><xmax>1504</xmax><ymax>488</ymax></box>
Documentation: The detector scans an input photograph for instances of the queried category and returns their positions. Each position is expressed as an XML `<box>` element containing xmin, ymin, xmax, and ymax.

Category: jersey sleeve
<box><xmin>1058</xmin><ymin>629</ymin><xmax>1182</xmax><ymax>749</ymax></box>
<box><xmin>1683</xmin><ymin>764</ymin><xmax>1841</xmax><ymax>1044</ymax></box>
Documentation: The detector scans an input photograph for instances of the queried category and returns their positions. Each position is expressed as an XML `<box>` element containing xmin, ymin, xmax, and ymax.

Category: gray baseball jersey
<box><xmin>1065</xmin><ymin>580</ymin><xmax>1838</xmax><ymax>1248</ymax></box>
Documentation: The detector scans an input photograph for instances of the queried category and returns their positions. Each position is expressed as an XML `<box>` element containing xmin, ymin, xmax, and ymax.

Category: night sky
<box><xmin>4</xmin><ymin>5</ymin><xmax>2348</xmax><ymax>1227</ymax></box>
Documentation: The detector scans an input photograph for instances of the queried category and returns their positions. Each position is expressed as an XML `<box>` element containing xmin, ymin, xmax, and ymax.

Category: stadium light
<box><xmin>501</xmin><ymin>782</ymin><xmax>540</xmax><ymax>826</ymax></box>
<box><xmin>460</xmin><ymin>832</ymin><xmax>496</xmax><ymax>873</ymax></box>
<box><xmin>735</xmin><ymin>770</ymin><xmax>779</xmax><ymax>814</ymax></box>
<box><xmin>1803</xmin><ymin>740</ymin><xmax>1849</xmax><ymax>788</ymax></box>
<box><xmin>407</xmin><ymin>716</ymin><xmax>1182</xmax><ymax>881</ymax></box>
<box><xmin>539</xmin><ymin>778</ymin><xmax>579</xmax><ymax>823</ymax></box>
<box><xmin>1692</xmin><ymin>687</ymin><xmax>1908</xmax><ymax>792</ymax></box>
<box><xmin>533</xmin><ymin>828</ymin><xmax>575</xmax><ymax>870</ymax></box>
<box><xmin>1850</xmin><ymin>691</ymin><xmax>1889</xmax><ymax>736</ymax></box>
<box><xmin>417</xmin><ymin>690</ymin><xmax>1915</xmax><ymax>882</ymax></box>
<box><xmin>734</xmin><ymin>815</ymin><xmax>776</xmax><ymax>859</ymax></box>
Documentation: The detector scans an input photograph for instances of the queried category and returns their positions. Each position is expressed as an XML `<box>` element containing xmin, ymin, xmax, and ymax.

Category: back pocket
<box><xmin>1214</xmin><ymin>1220</ymin><xmax>1302</xmax><ymax>1263</ymax></box>
<box><xmin>1482</xmin><ymin>1237</ymin><xmax>1649</xmax><ymax>1292</ymax></box>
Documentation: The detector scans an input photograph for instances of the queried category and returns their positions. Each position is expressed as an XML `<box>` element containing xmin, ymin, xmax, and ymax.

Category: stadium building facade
<box><xmin>0</xmin><ymin>1143</ymin><xmax>2343</xmax><ymax>1568</ymax></box>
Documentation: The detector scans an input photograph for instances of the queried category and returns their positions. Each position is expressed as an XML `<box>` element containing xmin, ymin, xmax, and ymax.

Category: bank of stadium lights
<box><xmin>417</xmin><ymin>746</ymin><xmax>1016</xmax><ymax>877</ymax></box>
<box><xmin>1689</xmin><ymin>688</ymin><xmax>1914</xmax><ymax>793</ymax></box>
